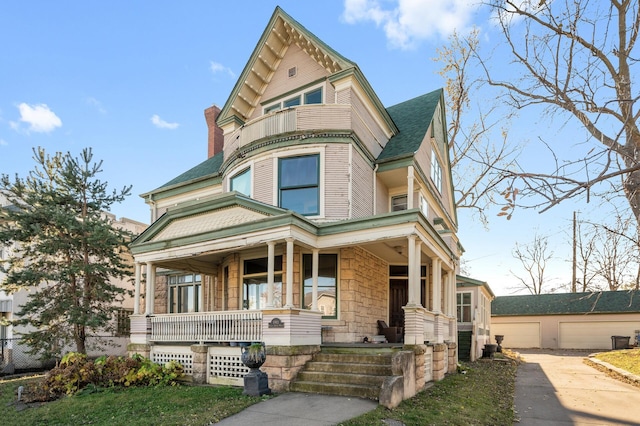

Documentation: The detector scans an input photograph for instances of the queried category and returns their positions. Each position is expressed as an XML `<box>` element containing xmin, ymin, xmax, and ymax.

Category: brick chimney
<box><xmin>204</xmin><ymin>105</ymin><xmax>224</xmax><ymax>158</ymax></box>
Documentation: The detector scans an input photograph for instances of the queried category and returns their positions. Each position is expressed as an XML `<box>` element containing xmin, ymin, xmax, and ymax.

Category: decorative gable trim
<box><xmin>218</xmin><ymin>7</ymin><xmax>355</xmax><ymax>126</ymax></box>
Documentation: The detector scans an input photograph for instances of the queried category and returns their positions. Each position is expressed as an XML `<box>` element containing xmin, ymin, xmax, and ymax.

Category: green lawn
<box><xmin>1</xmin><ymin>356</ymin><xmax>518</xmax><ymax>426</ymax></box>
<box><xmin>0</xmin><ymin>376</ymin><xmax>267</xmax><ymax>426</ymax></box>
<box><xmin>342</xmin><ymin>357</ymin><xmax>518</xmax><ymax>426</ymax></box>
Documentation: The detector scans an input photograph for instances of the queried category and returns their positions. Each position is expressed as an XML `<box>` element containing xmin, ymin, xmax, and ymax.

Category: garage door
<box><xmin>559</xmin><ymin>321</ymin><xmax>639</xmax><ymax>349</ymax></box>
<box><xmin>492</xmin><ymin>322</ymin><xmax>540</xmax><ymax>348</ymax></box>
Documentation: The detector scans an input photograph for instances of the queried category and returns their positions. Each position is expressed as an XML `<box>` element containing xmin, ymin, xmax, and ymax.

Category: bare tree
<box><xmin>589</xmin><ymin>211</ymin><xmax>640</xmax><ymax>290</ymax></box>
<box><xmin>511</xmin><ymin>233</ymin><xmax>554</xmax><ymax>294</ymax></box>
<box><xmin>481</xmin><ymin>0</ymin><xmax>640</xmax><ymax>226</ymax></box>
<box><xmin>434</xmin><ymin>29</ymin><xmax>520</xmax><ymax>225</ymax></box>
<box><xmin>573</xmin><ymin>215</ymin><xmax>598</xmax><ymax>292</ymax></box>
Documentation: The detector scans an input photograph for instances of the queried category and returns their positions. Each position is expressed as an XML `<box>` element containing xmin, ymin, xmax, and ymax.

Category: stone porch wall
<box><xmin>324</xmin><ymin>246</ymin><xmax>388</xmax><ymax>343</ymax></box>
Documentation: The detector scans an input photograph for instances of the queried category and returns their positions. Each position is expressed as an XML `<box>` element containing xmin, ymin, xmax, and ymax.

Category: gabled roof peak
<box><xmin>218</xmin><ymin>7</ymin><xmax>356</xmax><ymax>125</ymax></box>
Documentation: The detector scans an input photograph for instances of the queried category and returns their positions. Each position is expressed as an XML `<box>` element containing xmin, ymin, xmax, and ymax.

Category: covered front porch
<box><xmin>127</xmin><ymin>194</ymin><xmax>459</xmax><ymax>391</ymax></box>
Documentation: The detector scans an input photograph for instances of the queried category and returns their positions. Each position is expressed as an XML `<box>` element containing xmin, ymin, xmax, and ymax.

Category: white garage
<box><xmin>492</xmin><ymin>291</ymin><xmax>640</xmax><ymax>350</ymax></box>
<box><xmin>559</xmin><ymin>321</ymin><xmax>638</xmax><ymax>349</ymax></box>
<box><xmin>492</xmin><ymin>322</ymin><xmax>540</xmax><ymax>348</ymax></box>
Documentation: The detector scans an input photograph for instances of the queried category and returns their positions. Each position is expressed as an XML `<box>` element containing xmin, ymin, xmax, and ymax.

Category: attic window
<box><xmin>288</xmin><ymin>67</ymin><xmax>297</xmax><ymax>78</ymax></box>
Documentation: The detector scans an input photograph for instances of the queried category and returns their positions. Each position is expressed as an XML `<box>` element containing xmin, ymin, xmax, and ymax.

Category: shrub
<box><xmin>24</xmin><ymin>352</ymin><xmax>184</xmax><ymax>402</ymax></box>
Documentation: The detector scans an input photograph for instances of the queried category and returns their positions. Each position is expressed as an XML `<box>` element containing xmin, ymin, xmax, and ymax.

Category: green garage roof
<box><xmin>492</xmin><ymin>291</ymin><xmax>640</xmax><ymax>316</ymax></box>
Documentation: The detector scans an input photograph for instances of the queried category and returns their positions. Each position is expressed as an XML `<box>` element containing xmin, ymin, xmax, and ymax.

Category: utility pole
<box><xmin>572</xmin><ymin>211</ymin><xmax>577</xmax><ymax>293</ymax></box>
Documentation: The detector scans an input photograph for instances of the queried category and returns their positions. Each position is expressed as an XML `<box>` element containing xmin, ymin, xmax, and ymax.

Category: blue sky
<box><xmin>0</xmin><ymin>1</ymin><xmax>606</xmax><ymax>295</ymax></box>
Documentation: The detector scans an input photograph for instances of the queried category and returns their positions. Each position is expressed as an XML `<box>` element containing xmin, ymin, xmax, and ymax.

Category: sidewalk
<box><xmin>215</xmin><ymin>392</ymin><xmax>378</xmax><ymax>426</ymax></box>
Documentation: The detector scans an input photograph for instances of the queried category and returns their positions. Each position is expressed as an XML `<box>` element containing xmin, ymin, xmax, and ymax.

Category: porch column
<box><xmin>442</xmin><ymin>271</ymin><xmax>450</xmax><ymax>316</ymax></box>
<box><xmin>407</xmin><ymin>235</ymin><xmax>421</xmax><ymax>307</ymax></box>
<box><xmin>146</xmin><ymin>263</ymin><xmax>156</xmax><ymax>315</ymax></box>
<box><xmin>133</xmin><ymin>262</ymin><xmax>142</xmax><ymax>315</ymax></box>
<box><xmin>285</xmin><ymin>238</ymin><xmax>294</xmax><ymax>308</ymax></box>
<box><xmin>311</xmin><ymin>248</ymin><xmax>319</xmax><ymax>311</ymax></box>
<box><xmin>407</xmin><ymin>166</ymin><xmax>415</xmax><ymax>209</ymax></box>
<box><xmin>432</xmin><ymin>258</ymin><xmax>441</xmax><ymax>314</ymax></box>
<box><xmin>423</xmin><ymin>260</ymin><xmax>430</xmax><ymax>310</ymax></box>
<box><xmin>266</xmin><ymin>241</ymin><xmax>275</xmax><ymax>308</ymax></box>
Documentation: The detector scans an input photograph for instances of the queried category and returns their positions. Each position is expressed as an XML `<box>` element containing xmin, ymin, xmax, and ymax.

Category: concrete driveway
<box><xmin>514</xmin><ymin>349</ymin><xmax>640</xmax><ymax>425</ymax></box>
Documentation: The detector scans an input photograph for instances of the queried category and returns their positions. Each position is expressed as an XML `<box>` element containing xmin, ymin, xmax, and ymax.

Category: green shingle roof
<box><xmin>492</xmin><ymin>291</ymin><xmax>640</xmax><ymax>316</ymax></box>
<box><xmin>156</xmin><ymin>151</ymin><xmax>223</xmax><ymax>190</ymax></box>
<box><xmin>377</xmin><ymin>89</ymin><xmax>442</xmax><ymax>162</ymax></box>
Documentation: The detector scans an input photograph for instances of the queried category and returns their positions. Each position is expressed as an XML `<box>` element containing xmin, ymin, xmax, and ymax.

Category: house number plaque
<box><xmin>268</xmin><ymin>318</ymin><xmax>285</xmax><ymax>328</ymax></box>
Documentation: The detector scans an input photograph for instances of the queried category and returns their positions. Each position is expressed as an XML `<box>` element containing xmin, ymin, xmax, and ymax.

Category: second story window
<box><xmin>263</xmin><ymin>87</ymin><xmax>323</xmax><ymax>113</ymax></box>
<box><xmin>431</xmin><ymin>151</ymin><xmax>442</xmax><ymax>193</ymax></box>
<box><xmin>279</xmin><ymin>154</ymin><xmax>319</xmax><ymax>215</ymax></box>
<box><xmin>230</xmin><ymin>168</ymin><xmax>251</xmax><ymax>196</ymax></box>
<box><xmin>391</xmin><ymin>194</ymin><xmax>407</xmax><ymax>211</ymax></box>
<box><xmin>457</xmin><ymin>292</ymin><xmax>472</xmax><ymax>323</ymax></box>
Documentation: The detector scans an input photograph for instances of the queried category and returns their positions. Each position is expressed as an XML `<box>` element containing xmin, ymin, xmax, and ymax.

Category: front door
<box><xmin>389</xmin><ymin>279</ymin><xmax>407</xmax><ymax>328</ymax></box>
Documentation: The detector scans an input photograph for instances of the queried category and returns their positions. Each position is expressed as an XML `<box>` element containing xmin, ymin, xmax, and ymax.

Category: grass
<box><xmin>0</xmin><ymin>376</ymin><xmax>267</xmax><ymax>425</ymax></box>
<box><xmin>594</xmin><ymin>348</ymin><xmax>640</xmax><ymax>376</ymax></box>
<box><xmin>341</xmin><ymin>355</ymin><xmax>518</xmax><ymax>426</ymax></box>
<box><xmin>1</xmin><ymin>354</ymin><xmax>519</xmax><ymax>426</ymax></box>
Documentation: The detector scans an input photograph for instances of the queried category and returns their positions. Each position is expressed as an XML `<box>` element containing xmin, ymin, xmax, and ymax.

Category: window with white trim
<box><xmin>263</xmin><ymin>87</ymin><xmax>323</xmax><ymax>114</ymax></box>
<box><xmin>302</xmin><ymin>253</ymin><xmax>337</xmax><ymax>318</ymax></box>
<box><xmin>169</xmin><ymin>273</ymin><xmax>201</xmax><ymax>313</ymax></box>
<box><xmin>279</xmin><ymin>154</ymin><xmax>319</xmax><ymax>215</ymax></box>
<box><xmin>457</xmin><ymin>292</ymin><xmax>472</xmax><ymax>323</ymax></box>
<box><xmin>391</xmin><ymin>194</ymin><xmax>408</xmax><ymax>211</ymax></box>
<box><xmin>431</xmin><ymin>151</ymin><xmax>442</xmax><ymax>193</ymax></box>
<box><xmin>230</xmin><ymin>168</ymin><xmax>251</xmax><ymax>196</ymax></box>
<box><xmin>243</xmin><ymin>256</ymin><xmax>283</xmax><ymax>309</ymax></box>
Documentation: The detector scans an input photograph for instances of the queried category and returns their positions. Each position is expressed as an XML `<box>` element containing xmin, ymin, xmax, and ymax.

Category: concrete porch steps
<box><xmin>290</xmin><ymin>346</ymin><xmax>398</xmax><ymax>399</ymax></box>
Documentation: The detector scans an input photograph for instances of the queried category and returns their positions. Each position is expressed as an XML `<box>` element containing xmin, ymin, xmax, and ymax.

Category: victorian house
<box><xmin>129</xmin><ymin>7</ymin><xmax>461</xmax><ymax>406</ymax></box>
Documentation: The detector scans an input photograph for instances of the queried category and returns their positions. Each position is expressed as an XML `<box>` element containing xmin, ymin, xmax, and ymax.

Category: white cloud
<box><xmin>151</xmin><ymin>114</ymin><xmax>179</xmax><ymax>130</ymax></box>
<box><xmin>210</xmin><ymin>61</ymin><xmax>236</xmax><ymax>78</ymax></box>
<box><xmin>12</xmin><ymin>103</ymin><xmax>62</xmax><ymax>133</ymax></box>
<box><xmin>342</xmin><ymin>0</ymin><xmax>479</xmax><ymax>49</ymax></box>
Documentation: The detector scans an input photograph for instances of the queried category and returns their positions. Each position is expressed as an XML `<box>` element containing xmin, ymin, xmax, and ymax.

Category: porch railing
<box><xmin>223</xmin><ymin>104</ymin><xmax>384</xmax><ymax>162</ymax></box>
<box><xmin>150</xmin><ymin>311</ymin><xmax>263</xmax><ymax>343</ymax></box>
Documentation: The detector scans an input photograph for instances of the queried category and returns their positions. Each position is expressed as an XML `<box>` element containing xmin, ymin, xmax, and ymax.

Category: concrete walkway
<box><xmin>215</xmin><ymin>392</ymin><xmax>378</xmax><ymax>426</ymax></box>
<box><xmin>514</xmin><ymin>349</ymin><xmax>640</xmax><ymax>426</ymax></box>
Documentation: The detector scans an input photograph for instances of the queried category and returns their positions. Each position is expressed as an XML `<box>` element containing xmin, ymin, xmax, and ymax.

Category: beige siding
<box><xmin>349</xmin><ymin>91</ymin><xmax>388</xmax><ymax>157</ymax></box>
<box><xmin>376</xmin><ymin>176</ymin><xmax>389</xmax><ymax>214</ymax></box>
<box><xmin>251</xmin><ymin>43</ymin><xmax>329</xmax><ymax>121</ymax></box>
<box><xmin>253</xmin><ymin>158</ymin><xmax>274</xmax><ymax>205</ymax></box>
<box><xmin>336</xmin><ymin>87</ymin><xmax>388</xmax><ymax>158</ymax></box>
<box><xmin>297</xmin><ymin>105</ymin><xmax>350</xmax><ymax>130</ymax></box>
<box><xmin>336</xmin><ymin>87</ymin><xmax>350</xmax><ymax>104</ymax></box>
<box><xmin>324</xmin><ymin>144</ymin><xmax>350</xmax><ymax>219</ymax></box>
<box><xmin>351</xmin><ymin>148</ymin><xmax>374</xmax><ymax>218</ymax></box>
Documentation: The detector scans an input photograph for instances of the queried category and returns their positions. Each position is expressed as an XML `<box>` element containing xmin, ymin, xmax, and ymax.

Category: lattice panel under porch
<box><xmin>152</xmin><ymin>349</ymin><xmax>194</xmax><ymax>375</ymax></box>
<box><xmin>208</xmin><ymin>346</ymin><xmax>249</xmax><ymax>386</ymax></box>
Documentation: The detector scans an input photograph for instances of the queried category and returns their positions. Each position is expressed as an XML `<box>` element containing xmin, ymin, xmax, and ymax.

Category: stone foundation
<box><xmin>431</xmin><ymin>343</ymin><xmax>447</xmax><ymax>381</ymax></box>
<box><xmin>127</xmin><ymin>343</ymin><xmax>151</xmax><ymax>359</ymax></box>
<box><xmin>447</xmin><ymin>341</ymin><xmax>457</xmax><ymax>374</ymax></box>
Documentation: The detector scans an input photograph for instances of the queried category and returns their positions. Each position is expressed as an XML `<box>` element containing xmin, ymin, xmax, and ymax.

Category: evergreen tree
<box><xmin>0</xmin><ymin>147</ymin><xmax>133</xmax><ymax>358</ymax></box>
